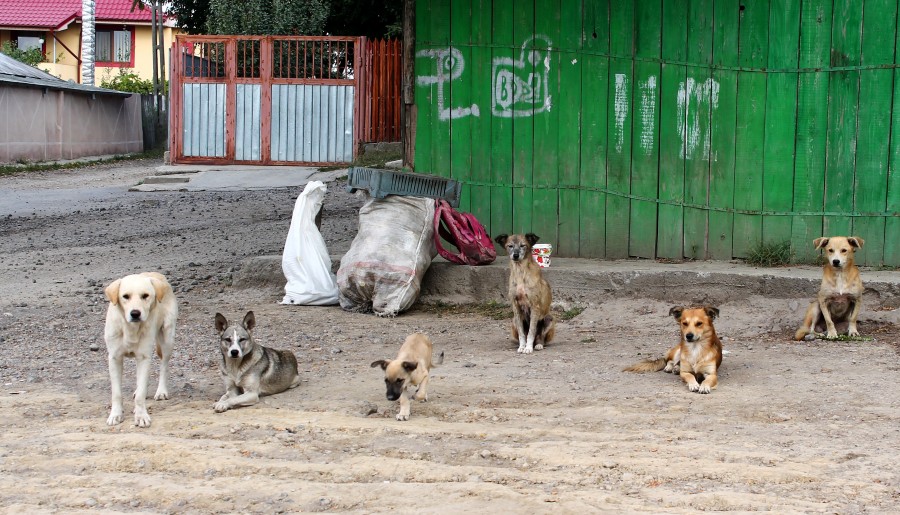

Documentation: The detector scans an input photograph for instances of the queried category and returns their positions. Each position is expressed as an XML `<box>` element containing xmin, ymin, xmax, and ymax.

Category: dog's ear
<box><xmin>149</xmin><ymin>276</ymin><xmax>170</xmax><ymax>302</ymax></box>
<box><xmin>370</xmin><ymin>360</ymin><xmax>389</xmax><ymax>370</ymax></box>
<box><xmin>104</xmin><ymin>279</ymin><xmax>121</xmax><ymax>305</ymax></box>
<box><xmin>214</xmin><ymin>313</ymin><xmax>228</xmax><ymax>332</ymax></box>
<box><xmin>525</xmin><ymin>233</ymin><xmax>540</xmax><ymax>247</ymax></box>
<box><xmin>243</xmin><ymin>311</ymin><xmax>256</xmax><ymax>331</ymax></box>
<box><xmin>848</xmin><ymin>236</ymin><xmax>865</xmax><ymax>249</ymax></box>
<box><xmin>704</xmin><ymin>306</ymin><xmax>720</xmax><ymax>320</ymax></box>
<box><xmin>402</xmin><ymin>361</ymin><xmax>418</xmax><ymax>372</ymax></box>
<box><xmin>669</xmin><ymin>306</ymin><xmax>684</xmax><ymax>320</ymax></box>
<box><xmin>494</xmin><ymin>234</ymin><xmax>508</xmax><ymax>246</ymax></box>
<box><xmin>813</xmin><ymin>237</ymin><xmax>829</xmax><ymax>249</ymax></box>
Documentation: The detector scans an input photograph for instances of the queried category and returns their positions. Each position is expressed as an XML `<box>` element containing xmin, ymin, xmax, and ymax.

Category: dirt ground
<box><xmin>0</xmin><ymin>158</ymin><xmax>898</xmax><ymax>513</ymax></box>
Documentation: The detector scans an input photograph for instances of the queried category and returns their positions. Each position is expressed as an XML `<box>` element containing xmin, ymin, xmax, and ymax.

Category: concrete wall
<box><xmin>0</xmin><ymin>85</ymin><xmax>143</xmax><ymax>163</ymax></box>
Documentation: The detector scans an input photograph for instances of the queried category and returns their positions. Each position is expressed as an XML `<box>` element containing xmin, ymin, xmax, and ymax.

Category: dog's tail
<box><xmin>623</xmin><ymin>357</ymin><xmax>667</xmax><ymax>373</ymax></box>
<box><xmin>434</xmin><ymin>351</ymin><xmax>445</xmax><ymax>366</ymax></box>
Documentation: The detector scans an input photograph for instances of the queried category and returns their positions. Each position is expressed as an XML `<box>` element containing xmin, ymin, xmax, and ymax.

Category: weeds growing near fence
<box><xmin>0</xmin><ymin>149</ymin><xmax>164</xmax><ymax>177</ymax></box>
<box><xmin>746</xmin><ymin>241</ymin><xmax>793</xmax><ymax>267</ymax></box>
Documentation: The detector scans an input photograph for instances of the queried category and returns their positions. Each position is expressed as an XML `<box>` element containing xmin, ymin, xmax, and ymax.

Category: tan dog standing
<box><xmin>494</xmin><ymin>233</ymin><xmax>555</xmax><ymax>354</ymax></box>
<box><xmin>795</xmin><ymin>236</ymin><xmax>865</xmax><ymax>340</ymax></box>
<box><xmin>624</xmin><ymin>306</ymin><xmax>723</xmax><ymax>394</ymax></box>
<box><xmin>371</xmin><ymin>333</ymin><xmax>443</xmax><ymax>421</ymax></box>
<box><xmin>104</xmin><ymin>272</ymin><xmax>177</xmax><ymax>427</ymax></box>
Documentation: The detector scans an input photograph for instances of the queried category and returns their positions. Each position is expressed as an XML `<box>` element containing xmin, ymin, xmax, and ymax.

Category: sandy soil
<box><xmin>0</xmin><ymin>159</ymin><xmax>898</xmax><ymax>513</ymax></box>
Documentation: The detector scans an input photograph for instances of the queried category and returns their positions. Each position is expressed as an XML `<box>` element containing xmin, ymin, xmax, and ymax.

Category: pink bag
<box><xmin>433</xmin><ymin>199</ymin><xmax>496</xmax><ymax>265</ymax></box>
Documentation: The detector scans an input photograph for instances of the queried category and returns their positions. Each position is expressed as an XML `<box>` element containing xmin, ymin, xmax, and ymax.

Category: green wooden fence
<box><xmin>413</xmin><ymin>0</ymin><xmax>900</xmax><ymax>266</ymax></box>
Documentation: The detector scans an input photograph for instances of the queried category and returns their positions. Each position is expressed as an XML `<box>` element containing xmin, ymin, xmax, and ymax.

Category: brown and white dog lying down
<box><xmin>795</xmin><ymin>236</ymin><xmax>865</xmax><ymax>341</ymax></box>
<box><xmin>371</xmin><ymin>333</ymin><xmax>444</xmax><ymax>421</ymax></box>
<box><xmin>624</xmin><ymin>306</ymin><xmax>723</xmax><ymax>394</ymax></box>
<box><xmin>494</xmin><ymin>233</ymin><xmax>555</xmax><ymax>354</ymax></box>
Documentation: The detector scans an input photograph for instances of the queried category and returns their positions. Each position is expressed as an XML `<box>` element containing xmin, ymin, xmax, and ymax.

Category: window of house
<box><xmin>14</xmin><ymin>31</ymin><xmax>44</xmax><ymax>51</ymax></box>
<box><xmin>96</xmin><ymin>28</ymin><xmax>132</xmax><ymax>64</ymax></box>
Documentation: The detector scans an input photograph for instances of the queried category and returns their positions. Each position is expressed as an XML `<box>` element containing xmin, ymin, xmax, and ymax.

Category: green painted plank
<box><xmin>823</xmin><ymin>0</ymin><xmax>863</xmax><ymax>237</ymax></box>
<box><xmin>449</xmin><ymin>0</ymin><xmax>473</xmax><ymax>212</ymax></box>
<box><xmin>428</xmin><ymin>0</ymin><xmax>452</xmax><ymax>180</ymax></box>
<box><xmin>532</xmin><ymin>0</ymin><xmax>561</xmax><ymax>248</ymax></box>
<box><xmin>579</xmin><ymin>0</ymin><xmax>610</xmax><ymax>258</ymax></box>
<box><xmin>512</xmin><ymin>0</ymin><xmax>535</xmax><ymax>234</ymax></box>
<box><xmin>853</xmin><ymin>0</ymin><xmax>897</xmax><ymax>266</ymax></box>
<box><xmin>412</xmin><ymin>0</ymin><xmax>435</xmax><ymax>175</ymax></box>
<box><xmin>708</xmin><ymin>0</ymin><xmax>740</xmax><ymax>260</ymax></box>
<box><xmin>490</xmin><ymin>0</ymin><xmax>515</xmax><ymax>238</ymax></box>
<box><xmin>791</xmin><ymin>0</ymin><xmax>832</xmax><ymax>263</ymax></box>
<box><xmin>657</xmin><ymin>0</ymin><xmax>689</xmax><ymax>259</ymax></box>
<box><xmin>683</xmin><ymin>0</ymin><xmax>714</xmax><ymax>260</ymax></box>
<box><xmin>732</xmin><ymin>0</ymin><xmax>768</xmax><ymax>258</ymax></box>
<box><xmin>556</xmin><ymin>0</ymin><xmax>583</xmax><ymax>257</ymax></box>
<box><xmin>887</xmin><ymin>3</ymin><xmax>900</xmax><ymax>266</ymax></box>
<box><xmin>628</xmin><ymin>0</ymin><xmax>661</xmax><ymax>259</ymax></box>
<box><xmin>469</xmin><ymin>0</ymin><xmax>493</xmax><ymax>232</ymax></box>
<box><xmin>761</xmin><ymin>0</ymin><xmax>800</xmax><ymax>247</ymax></box>
<box><xmin>605</xmin><ymin>1</ymin><xmax>634</xmax><ymax>259</ymax></box>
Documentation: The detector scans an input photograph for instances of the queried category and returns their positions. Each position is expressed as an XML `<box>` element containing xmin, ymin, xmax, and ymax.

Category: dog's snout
<box><xmin>832</xmin><ymin>259</ymin><xmax>842</xmax><ymax>267</ymax></box>
<box><xmin>685</xmin><ymin>333</ymin><xmax>695</xmax><ymax>342</ymax></box>
<box><xmin>129</xmin><ymin>309</ymin><xmax>142</xmax><ymax>320</ymax></box>
<box><xmin>230</xmin><ymin>349</ymin><xmax>240</xmax><ymax>358</ymax></box>
<box><xmin>386</xmin><ymin>392</ymin><xmax>400</xmax><ymax>401</ymax></box>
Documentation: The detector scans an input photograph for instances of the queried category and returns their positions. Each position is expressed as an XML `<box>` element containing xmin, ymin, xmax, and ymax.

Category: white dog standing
<box><xmin>104</xmin><ymin>272</ymin><xmax>178</xmax><ymax>427</ymax></box>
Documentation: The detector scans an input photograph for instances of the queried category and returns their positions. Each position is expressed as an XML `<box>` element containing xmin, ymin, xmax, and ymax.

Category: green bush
<box><xmin>746</xmin><ymin>241</ymin><xmax>793</xmax><ymax>267</ymax></box>
<box><xmin>100</xmin><ymin>70</ymin><xmax>168</xmax><ymax>95</ymax></box>
<box><xmin>1</xmin><ymin>41</ymin><xmax>45</xmax><ymax>67</ymax></box>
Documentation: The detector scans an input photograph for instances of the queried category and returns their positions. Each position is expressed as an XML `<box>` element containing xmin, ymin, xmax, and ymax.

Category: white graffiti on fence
<box><xmin>613</xmin><ymin>73</ymin><xmax>629</xmax><ymax>153</ymax></box>
<box><xmin>415</xmin><ymin>47</ymin><xmax>480</xmax><ymax>120</ymax></box>
<box><xmin>638</xmin><ymin>76</ymin><xmax>657</xmax><ymax>156</ymax></box>
<box><xmin>491</xmin><ymin>35</ymin><xmax>553</xmax><ymax>118</ymax></box>
<box><xmin>677</xmin><ymin>77</ymin><xmax>720</xmax><ymax>160</ymax></box>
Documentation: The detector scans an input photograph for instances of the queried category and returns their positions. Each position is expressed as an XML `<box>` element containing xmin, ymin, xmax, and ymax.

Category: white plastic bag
<box><xmin>337</xmin><ymin>196</ymin><xmax>436</xmax><ymax>316</ymax></box>
<box><xmin>281</xmin><ymin>181</ymin><xmax>339</xmax><ymax>305</ymax></box>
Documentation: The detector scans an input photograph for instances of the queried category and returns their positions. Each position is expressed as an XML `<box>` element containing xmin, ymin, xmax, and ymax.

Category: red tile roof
<box><xmin>0</xmin><ymin>0</ymin><xmax>154</xmax><ymax>30</ymax></box>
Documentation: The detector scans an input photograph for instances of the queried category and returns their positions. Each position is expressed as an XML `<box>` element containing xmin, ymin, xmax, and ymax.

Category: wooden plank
<box><xmin>853</xmin><ymin>0</ymin><xmax>896</xmax><ymax>266</ymax></box>
<box><xmin>656</xmin><ymin>0</ymin><xmax>688</xmax><ymax>259</ymax></box>
<box><xmin>490</xmin><ymin>0</ymin><xmax>515</xmax><ymax>238</ymax></box>
<box><xmin>731</xmin><ymin>0</ymin><xmax>768</xmax><ymax>258</ymax></box>
<box><xmin>579</xmin><ymin>0</ymin><xmax>610</xmax><ymax>258</ymax></box>
<box><xmin>887</xmin><ymin>2</ymin><xmax>900</xmax><ymax>266</ymax></box>
<box><xmin>469</xmin><ymin>0</ymin><xmax>493</xmax><ymax>232</ymax></box>
<box><xmin>761</xmin><ymin>0</ymin><xmax>800</xmax><ymax>247</ymax></box>
<box><xmin>532</xmin><ymin>0</ymin><xmax>561</xmax><ymax>248</ymax></box>
<box><xmin>791</xmin><ymin>0</ymin><xmax>832</xmax><ymax>263</ymax></box>
<box><xmin>511</xmin><ymin>0</ymin><xmax>535</xmax><ymax>234</ymax></box>
<box><xmin>429</xmin><ymin>0</ymin><xmax>452</xmax><ymax>180</ymax></box>
<box><xmin>449</xmin><ymin>0</ymin><xmax>473</xmax><ymax>212</ymax></box>
<box><xmin>707</xmin><ymin>0</ymin><xmax>739</xmax><ymax>260</ymax></box>
<box><xmin>683</xmin><ymin>0</ymin><xmax>714</xmax><ymax>259</ymax></box>
<box><xmin>412</xmin><ymin>0</ymin><xmax>435</xmax><ymax>175</ymax></box>
<box><xmin>605</xmin><ymin>1</ymin><xmax>634</xmax><ymax>259</ymax></box>
<box><xmin>628</xmin><ymin>0</ymin><xmax>662</xmax><ymax>259</ymax></box>
<box><xmin>556</xmin><ymin>0</ymin><xmax>583</xmax><ymax>257</ymax></box>
<box><xmin>823</xmin><ymin>0</ymin><xmax>863</xmax><ymax>237</ymax></box>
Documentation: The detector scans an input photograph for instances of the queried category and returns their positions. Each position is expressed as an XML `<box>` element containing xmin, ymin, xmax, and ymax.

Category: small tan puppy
<box><xmin>104</xmin><ymin>272</ymin><xmax>178</xmax><ymax>427</ymax></box>
<box><xmin>624</xmin><ymin>306</ymin><xmax>723</xmax><ymax>394</ymax></box>
<box><xmin>795</xmin><ymin>236</ymin><xmax>865</xmax><ymax>340</ymax></box>
<box><xmin>494</xmin><ymin>233</ymin><xmax>555</xmax><ymax>354</ymax></box>
<box><xmin>371</xmin><ymin>333</ymin><xmax>443</xmax><ymax>421</ymax></box>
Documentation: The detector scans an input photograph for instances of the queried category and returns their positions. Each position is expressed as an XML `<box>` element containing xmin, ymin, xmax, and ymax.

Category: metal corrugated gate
<box><xmin>170</xmin><ymin>35</ymin><xmax>359</xmax><ymax>165</ymax></box>
<box><xmin>414</xmin><ymin>0</ymin><xmax>900</xmax><ymax>266</ymax></box>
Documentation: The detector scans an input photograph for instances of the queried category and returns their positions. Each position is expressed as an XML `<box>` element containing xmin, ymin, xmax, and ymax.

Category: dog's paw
<box><xmin>154</xmin><ymin>389</ymin><xmax>169</xmax><ymax>401</ymax></box>
<box><xmin>133</xmin><ymin>411</ymin><xmax>151</xmax><ymax>428</ymax></box>
<box><xmin>848</xmin><ymin>327</ymin><xmax>860</xmax><ymax>337</ymax></box>
<box><xmin>396</xmin><ymin>413</ymin><xmax>409</xmax><ymax>421</ymax></box>
<box><xmin>698</xmin><ymin>385</ymin><xmax>711</xmax><ymax>394</ymax></box>
<box><xmin>534</xmin><ymin>343</ymin><xmax>544</xmax><ymax>351</ymax></box>
<box><xmin>414</xmin><ymin>391</ymin><xmax>428</xmax><ymax>402</ymax></box>
<box><xmin>107</xmin><ymin>409</ymin><xmax>124</xmax><ymax>426</ymax></box>
<box><xmin>214</xmin><ymin>402</ymin><xmax>231</xmax><ymax>413</ymax></box>
<box><xmin>521</xmin><ymin>346</ymin><xmax>534</xmax><ymax>354</ymax></box>
<box><xmin>688</xmin><ymin>383</ymin><xmax>700</xmax><ymax>393</ymax></box>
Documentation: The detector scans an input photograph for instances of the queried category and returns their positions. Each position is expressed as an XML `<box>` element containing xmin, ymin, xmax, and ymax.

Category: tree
<box><xmin>0</xmin><ymin>41</ymin><xmax>44</xmax><ymax>67</ymax></box>
<box><xmin>167</xmin><ymin>0</ymin><xmax>209</xmax><ymax>35</ymax></box>
<box><xmin>205</xmin><ymin>0</ymin><xmax>329</xmax><ymax>36</ymax></box>
<box><xmin>324</xmin><ymin>0</ymin><xmax>402</xmax><ymax>38</ymax></box>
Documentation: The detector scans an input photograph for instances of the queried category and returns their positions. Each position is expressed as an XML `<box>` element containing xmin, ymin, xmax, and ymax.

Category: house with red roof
<box><xmin>0</xmin><ymin>0</ymin><xmax>179</xmax><ymax>84</ymax></box>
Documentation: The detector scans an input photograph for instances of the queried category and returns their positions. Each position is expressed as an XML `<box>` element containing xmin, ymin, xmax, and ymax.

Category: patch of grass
<box><xmin>815</xmin><ymin>334</ymin><xmax>875</xmax><ymax>342</ymax></box>
<box><xmin>0</xmin><ymin>149</ymin><xmax>163</xmax><ymax>177</ymax></box>
<box><xmin>318</xmin><ymin>147</ymin><xmax>403</xmax><ymax>172</ymax></box>
<box><xmin>416</xmin><ymin>300</ymin><xmax>512</xmax><ymax>320</ymax></box>
<box><xmin>745</xmin><ymin>240</ymin><xmax>793</xmax><ymax>267</ymax></box>
<box><xmin>580</xmin><ymin>337</ymin><xmax>596</xmax><ymax>343</ymax></box>
<box><xmin>558</xmin><ymin>305</ymin><xmax>585</xmax><ymax>321</ymax></box>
